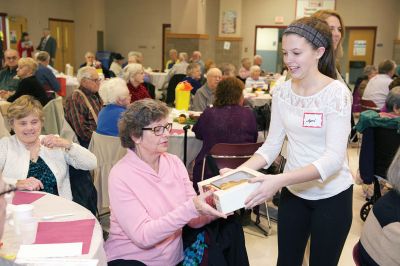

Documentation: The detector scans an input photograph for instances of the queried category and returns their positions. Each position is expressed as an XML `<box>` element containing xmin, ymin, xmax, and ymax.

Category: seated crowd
<box><xmin>0</xmin><ymin>13</ymin><xmax>400</xmax><ymax>266</ymax></box>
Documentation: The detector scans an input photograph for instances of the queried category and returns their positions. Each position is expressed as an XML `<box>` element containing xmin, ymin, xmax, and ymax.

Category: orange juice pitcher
<box><xmin>175</xmin><ymin>81</ymin><xmax>193</xmax><ymax>110</ymax></box>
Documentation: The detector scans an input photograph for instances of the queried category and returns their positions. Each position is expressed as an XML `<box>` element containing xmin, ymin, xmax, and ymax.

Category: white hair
<box><xmin>250</xmin><ymin>65</ymin><xmax>261</xmax><ymax>75</ymax></box>
<box><xmin>122</xmin><ymin>63</ymin><xmax>143</xmax><ymax>82</ymax></box>
<box><xmin>178</xmin><ymin>52</ymin><xmax>188</xmax><ymax>62</ymax></box>
<box><xmin>128</xmin><ymin>51</ymin><xmax>142</xmax><ymax>58</ymax></box>
<box><xmin>77</xmin><ymin>66</ymin><xmax>96</xmax><ymax>83</ymax></box>
<box><xmin>99</xmin><ymin>78</ymin><xmax>129</xmax><ymax>105</ymax></box>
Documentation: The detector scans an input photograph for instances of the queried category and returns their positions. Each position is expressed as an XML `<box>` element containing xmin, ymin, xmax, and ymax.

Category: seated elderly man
<box><xmin>380</xmin><ymin>86</ymin><xmax>400</xmax><ymax>118</ymax></box>
<box><xmin>165</xmin><ymin>49</ymin><xmax>179</xmax><ymax>70</ymax></box>
<box><xmin>35</xmin><ymin>51</ymin><xmax>60</xmax><ymax>96</ymax></box>
<box><xmin>65</xmin><ymin>66</ymin><xmax>103</xmax><ymax>148</ymax></box>
<box><xmin>80</xmin><ymin>52</ymin><xmax>113</xmax><ymax>78</ymax></box>
<box><xmin>191</xmin><ymin>68</ymin><xmax>222</xmax><ymax>112</ymax></box>
<box><xmin>253</xmin><ymin>54</ymin><xmax>266</xmax><ymax>76</ymax></box>
<box><xmin>0</xmin><ymin>49</ymin><xmax>20</xmax><ymax>98</ymax></box>
<box><xmin>219</xmin><ymin>63</ymin><xmax>236</xmax><ymax>80</ymax></box>
<box><xmin>363</xmin><ymin>59</ymin><xmax>396</xmax><ymax>109</ymax></box>
<box><xmin>191</xmin><ymin>50</ymin><xmax>205</xmax><ymax>75</ymax></box>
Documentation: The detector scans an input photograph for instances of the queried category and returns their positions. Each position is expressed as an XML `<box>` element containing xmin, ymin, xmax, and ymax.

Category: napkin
<box><xmin>170</xmin><ymin>129</ymin><xmax>184</xmax><ymax>135</ymax></box>
<box><xmin>12</xmin><ymin>191</ymin><xmax>45</xmax><ymax>205</ymax></box>
<box><xmin>34</xmin><ymin>219</ymin><xmax>96</xmax><ymax>254</ymax></box>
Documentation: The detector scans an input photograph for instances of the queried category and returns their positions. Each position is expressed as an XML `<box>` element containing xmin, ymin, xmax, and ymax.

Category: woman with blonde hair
<box><xmin>0</xmin><ymin>95</ymin><xmax>96</xmax><ymax>199</ymax></box>
<box><xmin>7</xmin><ymin>57</ymin><xmax>49</xmax><ymax>106</ymax></box>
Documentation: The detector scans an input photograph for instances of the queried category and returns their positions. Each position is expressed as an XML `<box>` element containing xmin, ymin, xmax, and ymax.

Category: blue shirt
<box><xmin>96</xmin><ymin>104</ymin><xmax>126</xmax><ymax>136</ymax></box>
<box><xmin>35</xmin><ymin>64</ymin><xmax>60</xmax><ymax>92</ymax></box>
<box><xmin>183</xmin><ymin>76</ymin><xmax>202</xmax><ymax>95</ymax></box>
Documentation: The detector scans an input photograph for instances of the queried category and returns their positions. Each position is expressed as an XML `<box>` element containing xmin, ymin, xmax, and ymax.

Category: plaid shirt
<box><xmin>64</xmin><ymin>86</ymin><xmax>103</xmax><ymax>142</ymax></box>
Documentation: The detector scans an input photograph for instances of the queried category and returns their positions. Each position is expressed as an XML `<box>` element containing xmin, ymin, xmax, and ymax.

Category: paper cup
<box><xmin>19</xmin><ymin>217</ymin><xmax>38</xmax><ymax>244</ymax></box>
<box><xmin>13</xmin><ymin>204</ymin><xmax>34</xmax><ymax>235</ymax></box>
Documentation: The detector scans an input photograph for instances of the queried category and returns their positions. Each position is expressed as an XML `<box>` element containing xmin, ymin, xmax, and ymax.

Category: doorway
<box><xmin>49</xmin><ymin>18</ymin><xmax>75</xmax><ymax>73</ymax></box>
<box><xmin>254</xmin><ymin>26</ymin><xmax>286</xmax><ymax>73</ymax></box>
<box><xmin>8</xmin><ymin>16</ymin><xmax>27</xmax><ymax>51</ymax></box>
<box><xmin>162</xmin><ymin>23</ymin><xmax>171</xmax><ymax>71</ymax></box>
<box><xmin>340</xmin><ymin>27</ymin><xmax>376</xmax><ymax>84</ymax></box>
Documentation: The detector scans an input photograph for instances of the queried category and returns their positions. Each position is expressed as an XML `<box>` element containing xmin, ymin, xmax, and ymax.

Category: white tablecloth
<box><xmin>244</xmin><ymin>92</ymin><xmax>272</xmax><ymax>107</ymax></box>
<box><xmin>148</xmin><ymin>72</ymin><xmax>168</xmax><ymax>91</ymax></box>
<box><xmin>2</xmin><ymin>192</ymin><xmax>106</xmax><ymax>266</ymax></box>
<box><xmin>168</xmin><ymin>122</ymin><xmax>202</xmax><ymax>167</ymax></box>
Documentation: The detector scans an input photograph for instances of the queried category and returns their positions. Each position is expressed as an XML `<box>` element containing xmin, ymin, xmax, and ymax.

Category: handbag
<box><xmin>69</xmin><ymin>165</ymin><xmax>98</xmax><ymax>216</ymax></box>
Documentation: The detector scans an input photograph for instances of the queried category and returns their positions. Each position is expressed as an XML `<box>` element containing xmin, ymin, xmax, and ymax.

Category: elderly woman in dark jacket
<box><xmin>192</xmin><ymin>77</ymin><xmax>258</xmax><ymax>191</ymax></box>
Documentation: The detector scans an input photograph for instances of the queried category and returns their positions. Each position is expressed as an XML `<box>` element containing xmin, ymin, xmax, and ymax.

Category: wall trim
<box><xmin>216</xmin><ymin>36</ymin><xmax>243</xmax><ymax>41</ymax></box>
<box><xmin>49</xmin><ymin>18</ymin><xmax>74</xmax><ymax>23</ymax></box>
<box><xmin>166</xmin><ymin>33</ymin><xmax>209</xmax><ymax>39</ymax></box>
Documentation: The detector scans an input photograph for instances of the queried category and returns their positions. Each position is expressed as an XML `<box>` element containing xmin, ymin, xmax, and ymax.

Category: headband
<box><xmin>284</xmin><ymin>23</ymin><xmax>329</xmax><ymax>48</ymax></box>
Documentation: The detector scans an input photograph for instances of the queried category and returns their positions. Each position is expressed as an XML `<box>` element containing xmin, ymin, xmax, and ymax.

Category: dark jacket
<box><xmin>37</xmin><ymin>36</ymin><xmax>57</xmax><ymax>59</ymax></box>
<box><xmin>7</xmin><ymin>75</ymin><xmax>49</xmax><ymax>106</ymax></box>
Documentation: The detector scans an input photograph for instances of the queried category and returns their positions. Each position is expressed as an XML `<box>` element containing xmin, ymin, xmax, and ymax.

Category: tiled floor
<box><xmin>100</xmin><ymin>146</ymin><xmax>365</xmax><ymax>266</ymax></box>
<box><xmin>245</xmin><ymin>146</ymin><xmax>364</xmax><ymax>266</ymax></box>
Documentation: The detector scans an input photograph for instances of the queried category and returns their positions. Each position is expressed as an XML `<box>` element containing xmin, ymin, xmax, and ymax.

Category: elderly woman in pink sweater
<box><xmin>105</xmin><ymin>99</ymin><xmax>225</xmax><ymax>266</ymax></box>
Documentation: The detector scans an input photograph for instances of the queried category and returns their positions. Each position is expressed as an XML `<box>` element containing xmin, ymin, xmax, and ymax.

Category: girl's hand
<box><xmin>244</xmin><ymin>174</ymin><xmax>282</xmax><ymax>209</ymax></box>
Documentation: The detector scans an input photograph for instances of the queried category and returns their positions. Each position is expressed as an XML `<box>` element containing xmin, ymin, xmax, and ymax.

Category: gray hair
<box><xmin>118</xmin><ymin>99</ymin><xmax>169</xmax><ymax>149</ymax></box>
<box><xmin>378</xmin><ymin>59</ymin><xmax>396</xmax><ymax>74</ymax></box>
<box><xmin>385</xmin><ymin>86</ymin><xmax>400</xmax><ymax>112</ymax></box>
<box><xmin>363</xmin><ymin>65</ymin><xmax>377</xmax><ymax>76</ymax></box>
<box><xmin>387</xmin><ymin>148</ymin><xmax>400</xmax><ymax>193</ymax></box>
<box><xmin>219</xmin><ymin>63</ymin><xmax>236</xmax><ymax>77</ymax></box>
<box><xmin>178</xmin><ymin>52</ymin><xmax>188</xmax><ymax>62</ymax></box>
<box><xmin>186</xmin><ymin>63</ymin><xmax>200</xmax><ymax>76</ymax></box>
<box><xmin>85</xmin><ymin>51</ymin><xmax>95</xmax><ymax>58</ymax></box>
<box><xmin>77</xmin><ymin>66</ymin><xmax>96</xmax><ymax>83</ymax></box>
<box><xmin>99</xmin><ymin>78</ymin><xmax>129</xmax><ymax>105</ymax></box>
<box><xmin>122</xmin><ymin>63</ymin><xmax>143</xmax><ymax>83</ymax></box>
<box><xmin>36</xmin><ymin>51</ymin><xmax>50</xmax><ymax>62</ymax></box>
<box><xmin>250</xmin><ymin>65</ymin><xmax>261</xmax><ymax>75</ymax></box>
<box><xmin>128</xmin><ymin>51</ymin><xmax>142</xmax><ymax>58</ymax></box>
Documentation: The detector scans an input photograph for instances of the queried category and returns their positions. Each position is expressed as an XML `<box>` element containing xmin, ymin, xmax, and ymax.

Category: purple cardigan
<box><xmin>192</xmin><ymin>105</ymin><xmax>258</xmax><ymax>190</ymax></box>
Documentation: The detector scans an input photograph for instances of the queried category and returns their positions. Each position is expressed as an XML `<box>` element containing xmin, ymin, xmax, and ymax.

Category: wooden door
<box><xmin>49</xmin><ymin>19</ymin><xmax>75</xmax><ymax>73</ymax></box>
<box><xmin>347</xmin><ymin>28</ymin><xmax>376</xmax><ymax>67</ymax></box>
<box><xmin>8</xmin><ymin>16</ymin><xmax>27</xmax><ymax>50</ymax></box>
<box><xmin>49</xmin><ymin>20</ymin><xmax>63</xmax><ymax>71</ymax></box>
<box><xmin>62</xmin><ymin>21</ymin><xmax>75</xmax><ymax>71</ymax></box>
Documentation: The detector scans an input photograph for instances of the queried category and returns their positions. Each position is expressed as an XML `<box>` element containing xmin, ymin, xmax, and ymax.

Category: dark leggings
<box><xmin>108</xmin><ymin>260</ymin><xmax>146</xmax><ymax>266</ymax></box>
<box><xmin>277</xmin><ymin>186</ymin><xmax>353</xmax><ymax>266</ymax></box>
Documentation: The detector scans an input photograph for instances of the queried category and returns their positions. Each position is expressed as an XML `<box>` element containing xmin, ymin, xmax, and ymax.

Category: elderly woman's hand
<box><xmin>193</xmin><ymin>191</ymin><xmax>227</xmax><ymax>219</ymax></box>
<box><xmin>16</xmin><ymin>177</ymin><xmax>44</xmax><ymax>191</ymax></box>
<box><xmin>219</xmin><ymin>168</ymin><xmax>232</xmax><ymax>176</ymax></box>
<box><xmin>41</xmin><ymin>135</ymin><xmax>72</xmax><ymax>150</ymax></box>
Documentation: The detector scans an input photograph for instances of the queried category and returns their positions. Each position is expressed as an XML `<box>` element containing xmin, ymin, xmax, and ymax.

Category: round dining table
<box><xmin>1</xmin><ymin>192</ymin><xmax>107</xmax><ymax>265</ymax></box>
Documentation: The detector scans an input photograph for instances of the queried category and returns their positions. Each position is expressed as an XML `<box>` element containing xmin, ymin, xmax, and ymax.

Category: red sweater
<box><xmin>127</xmin><ymin>82</ymin><xmax>151</xmax><ymax>103</ymax></box>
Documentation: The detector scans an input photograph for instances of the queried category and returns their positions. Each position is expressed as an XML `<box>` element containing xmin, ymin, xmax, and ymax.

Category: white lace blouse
<box><xmin>256</xmin><ymin>79</ymin><xmax>353</xmax><ymax>200</ymax></box>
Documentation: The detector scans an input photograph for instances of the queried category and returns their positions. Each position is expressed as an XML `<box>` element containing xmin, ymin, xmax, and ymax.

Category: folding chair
<box><xmin>200</xmin><ymin>142</ymin><xmax>272</xmax><ymax>235</ymax></box>
<box><xmin>360</xmin><ymin>99</ymin><xmax>380</xmax><ymax>112</ymax></box>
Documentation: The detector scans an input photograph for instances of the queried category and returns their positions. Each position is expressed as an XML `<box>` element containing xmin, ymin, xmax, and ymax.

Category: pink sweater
<box><xmin>105</xmin><ymin>149</ymin><xmax>211</xmax><ymax>265</ymax></box>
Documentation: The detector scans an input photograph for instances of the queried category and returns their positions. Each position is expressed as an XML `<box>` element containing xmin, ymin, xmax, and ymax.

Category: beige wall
<box><xmin>219</xmin><ymin>0</ymin><xmax>242</xmax><ymax>37</ymax></box>
<box><xmin>241</xmin><ymin>0</ymin><xmax>400</xmax><ymax>67</ymax></box>
<box><xmin>105</xmin><ymin>0</ymin><xmax>171</xmax><ymax>70</ymax></box>
<box><xmin>0</xmin><ymin>0</ymin><xmax>107</xmax><ymax>70</ymax></box>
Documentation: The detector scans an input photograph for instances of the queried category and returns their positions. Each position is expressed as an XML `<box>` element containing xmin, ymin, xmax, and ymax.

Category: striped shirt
<box><xmin>64</xmin><ymin>86</ymin><xmax>103</xmax><ymax>142</ymax></box>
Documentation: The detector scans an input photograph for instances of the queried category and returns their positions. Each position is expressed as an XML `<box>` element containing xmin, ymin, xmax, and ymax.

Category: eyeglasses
<box><xmin>0</xmin><ymin>185</ymin><xmax>16</xmax><ymax>196</ymax></box>
<box><xmin>86</xmin><ymin>78</ymin><xmax>101</xmax><ymax>83</ymax></box>
<box><xmin>6</xmin><ymin>56</ymin><xmax>18</xmax><ymax>61</ymax></box>
<box><xmin>142</xmin><ymin>123</ymin><xmax>172</xmax><ymax>136</ymax></box>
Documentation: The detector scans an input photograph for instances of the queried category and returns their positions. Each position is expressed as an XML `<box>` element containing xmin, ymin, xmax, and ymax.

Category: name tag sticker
<box><xmin>302</xmin><ymin>112</ymin><xmax>323</xmax><ymax>128</ymax></box>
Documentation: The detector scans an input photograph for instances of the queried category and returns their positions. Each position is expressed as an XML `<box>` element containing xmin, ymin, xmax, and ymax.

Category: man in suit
<box><xmin>36</xmin><ymin>28</ymin><xmax>57</xmax><ymax>66</ymax></box>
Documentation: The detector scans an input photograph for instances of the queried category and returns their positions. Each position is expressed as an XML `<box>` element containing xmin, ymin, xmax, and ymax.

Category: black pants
<box><xmin>277</xmin><ymin>186</ymin><xmax>353</xmax><ymax>266</ymax></box>
<box><xmin>108</xmin><ymin>260</ymin><xmax>146</xmax><ymax>266</ymax></box>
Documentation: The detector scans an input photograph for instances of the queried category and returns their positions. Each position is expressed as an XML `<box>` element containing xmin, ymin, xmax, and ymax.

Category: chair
<box><xmin>143</xmin><ymin>81</ymin><xmax>156</xmax><ymax>99</ymax></box>
<box><xmin>359</xmin><ymin>127</ymin><xmax>399</xmax><ymax>221</ymax></box>
<box><xmin>88</xmin><ymin>132</ymin><xmax>127</xmax><ymax>216</ymax></box>
<box><xmin>360</xmin><ymin>99</ymin><xmax>380</xmax><ymax>112</ymax></box>
<box><xmin>0</xmin><ymin>112</ymin><xmax>10</xmax><ymax>138</ymax></box>
<box><xmin>42</xmin><ymin>96</ymin><xmax>64</xmax><ymax>135</ymax></box>
<box><xmin>201</xmin><ymin>142</ymin><xmax>272</xmax><ymax>235</ymax></box>
<box><xmin>166</xmin><ymin>74</ymin><xmax>186</xmax><ymax>105</ymax></box>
